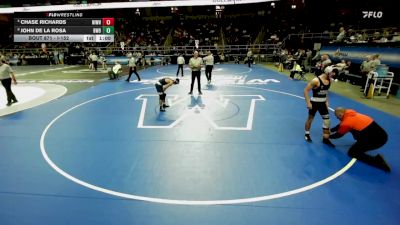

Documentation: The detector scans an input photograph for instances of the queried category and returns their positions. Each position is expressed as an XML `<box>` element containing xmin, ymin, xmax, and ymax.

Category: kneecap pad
<box><xmin>323</xmin><ymin>118</ymin><xmax>330</xmax><ymax>129</ymax></box>
<box><xmin>160</xmin><ymin>93</ymin><xmax>166</xmax><ymax>101</ymax></box>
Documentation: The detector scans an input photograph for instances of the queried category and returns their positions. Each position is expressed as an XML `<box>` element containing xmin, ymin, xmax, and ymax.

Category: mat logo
<box><xmin>136</xmin><ymin>94</ymin><xmax>265</xmax><ymax>130</ymax></box>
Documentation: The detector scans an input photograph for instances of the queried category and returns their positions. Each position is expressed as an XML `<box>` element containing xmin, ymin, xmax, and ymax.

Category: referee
<box><xmin>188</xmin><ymin>51</ymin><xmax>203</xmax><ymax>95</ymax></box>
<box><xmin>203</xmin><ymin>51</ymin><xmax>214</xmax><ymax>84</ymax></box>
<box><xmin>0</xmin><ymin>58</ymin><xmax>18</xmax><ymax>106</ymax></box>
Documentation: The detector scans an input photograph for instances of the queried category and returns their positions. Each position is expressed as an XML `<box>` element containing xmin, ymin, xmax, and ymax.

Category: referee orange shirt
<box><xmin>337</xmin><ymin>109</ymin><xmax>374</xmax><ymax>135</ymax></box>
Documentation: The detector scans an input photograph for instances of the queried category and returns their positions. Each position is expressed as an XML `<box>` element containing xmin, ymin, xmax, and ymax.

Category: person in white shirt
<box><xmin>335</xmin><ymin>27</ymin><xmax>346</xmax><ymax>43</ymax></box>
<box><xmin>176</xmin><ymin>54</ymin><xmax>185</xmax><ymax>77</ymax></box>
<box><xmin>0</xmin><ymin>59</ymin><xmax>18</xmax><ymax>106</ymax></box>
<box><xmin>109</xmin><ymin>61</ymin><xmax>122</xmax><ymax>80</ymax></box>
<box><xmin>315</xmin><ymin>54</ymin><xmax>332</xmax><ymax>76</ymax></box>
<box><xmin>219</xmin><ymin>53</ymin><xmax>225</xmax><ymax>63</ymax></box>
<box><xmin>88</xmin><ymin>53</ymin><xmax>93</xmax><ymax>70</ymax></box>
<box><xmin>98</xmin><ymin>54</ymin><xmax>107</xmax><ymax>70</ymax></box>
<box><xmin>203</xmin><ymin>51</ymin><xmax>214</xmax><ymax>84</ymax></box>
<box><xmin>246</xmin><ymin>50</ymin><xmax>253</xmax><ymax>67</ymax></box>
<box><xmin>289</xmin><ymin>61</ymin><xmax>304</xmax><ymax>80</ymax></box>
<box><xmin>90</xmin><ymin>52</ymin><xmax>98</xmax><ymax>71</ymax></box>
<box><xmin>188</xmin><ymin>51</ymin><xmax>203</xmax><ymax>95</ymax></box>
<box><xmin>126</xmin><ymin>54</ymin><xmax>141</xmax><ymax>82</ymax></box>
<box><xmin>136</xmin><ymin>52</ymin><xmax>143</xmax><ymax>67</ymax></box>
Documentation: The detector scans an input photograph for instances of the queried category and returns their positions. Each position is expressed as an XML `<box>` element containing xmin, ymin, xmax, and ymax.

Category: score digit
<box><xmin>102</xmin><ymin>18</ymin><xmax>114</xmax><ymax>26</ymax></box>
<box><xmin>102</xmin><ymin>26</ymin><xmax>114</xmax><ymax>34</ymax></box>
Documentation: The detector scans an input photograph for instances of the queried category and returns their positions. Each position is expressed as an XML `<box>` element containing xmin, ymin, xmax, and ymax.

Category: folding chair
<box><xmin>294</xmin><ymin>65</ymin><xmax>307</xmax><ymax>80</ymax></box>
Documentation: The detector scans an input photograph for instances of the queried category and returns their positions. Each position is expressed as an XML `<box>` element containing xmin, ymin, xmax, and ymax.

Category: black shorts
<box><xmin>155</xmin><ymin>84</ymin><xmax>163</xmax><ymax>94</ymax></box>
<box><xmin>308</xmin><ymin>101</ymin><xmax>329</xmax><ymax>118</ymax></box>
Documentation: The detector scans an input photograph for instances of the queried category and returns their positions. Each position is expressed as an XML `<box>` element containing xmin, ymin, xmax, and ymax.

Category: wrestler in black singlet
<box><xmin>309</xmin><ymin>76</ymin><xmax>330</xmax><ymax>117</ymax></box>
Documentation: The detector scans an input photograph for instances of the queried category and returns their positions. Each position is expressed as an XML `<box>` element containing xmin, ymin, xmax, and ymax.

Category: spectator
<box><xmin>334</xmin><ymin>60</ymin><xmax>351</xmax><ymax>81</ymax></box>
<box><xmin>315</xmin><ymin>54</ymin><xmax>332</xmax><ymax>76</ymax></box>
<box><xmin>289</xmin><ymin>61</ymin><xmax>304</xmax><ymax>80</ymax></box>
<box><xmin>360</xmin><ymin>55</ymin><xmax>374</xmax><ymax>89</ymax></box>
<box><xmin>99</xmin><ymin>54</ymin><xmax>107</xmax><ymax>70</ymax></box>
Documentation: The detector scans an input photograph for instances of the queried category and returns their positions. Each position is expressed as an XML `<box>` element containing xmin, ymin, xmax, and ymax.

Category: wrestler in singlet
<box><xmin>309</xmin><ymin>76</ymin><xmax>330</xmax><ymax>117</ymax></box>
<box><xmin>155</xmin><ymin>78</ymin><xmax>168</xmax><ymax>94</ymax></box>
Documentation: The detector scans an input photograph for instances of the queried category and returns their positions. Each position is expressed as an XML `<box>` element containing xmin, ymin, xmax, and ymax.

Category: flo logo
<box><xmin>362</xmin><ymin>11</ymin><xmax>383</xmax><ymax>18</ymax></box>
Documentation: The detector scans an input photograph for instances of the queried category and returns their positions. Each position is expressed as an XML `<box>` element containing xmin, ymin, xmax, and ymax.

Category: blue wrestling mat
<box><xmin>1</xmin><ymin>64</ymin><xmax>399</xmax><ymax>225</ymax></box>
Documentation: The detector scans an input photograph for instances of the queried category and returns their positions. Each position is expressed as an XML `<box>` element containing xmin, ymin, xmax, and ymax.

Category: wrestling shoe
<box><xmin>322</xmin><ymin>138</ymin><xmax>335</xmax><ymax>147</ymax></box>
<box><xmin>304</xmin><ymin>134</ymin><xmax>312</xmax><ymax>142</ymax></box>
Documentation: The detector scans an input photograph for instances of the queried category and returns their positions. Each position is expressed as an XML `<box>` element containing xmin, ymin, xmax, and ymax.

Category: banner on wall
<box><xmin>104</xmin><ymin>55</ymin><xmax>166</xmax><ymax>65</ymax></box>
<box><xmin>320</xmin><ymin>45</ymin><xmax>400</xmax><ymax>68</ymax></box>
<box><xmin>104</xmin><ymin>56</ymin><xmax>129</xmax><ymax>65</ymax></box>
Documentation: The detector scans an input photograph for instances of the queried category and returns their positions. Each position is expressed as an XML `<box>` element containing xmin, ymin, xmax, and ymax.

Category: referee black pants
<box><xmin>347</xmin><ymin>121</ymin><xmax>388</xmax><ymax>167</ymax></box>
<box><xmin>176</xmin><ymin>64</ymin><xmax>184</xmax><ymax>76</ymax></box>
<box><xmin>189</xmin><ymin>71</ymin><xmax>201</xmax><ymax>93</ymax></box>
<box><xmin>127</xmin><ymin>66</ymin><xmax>140</xmax><ymax>81</ymax></box>
<box><xmin>205</xmin><ymin>65</ymin><xmax>213</xmax><ymax>81</ymax></box>
<box><xmin>1</xmin><ymin>78</ymin><xmax>17</xmax><ymax>104</ymax></box>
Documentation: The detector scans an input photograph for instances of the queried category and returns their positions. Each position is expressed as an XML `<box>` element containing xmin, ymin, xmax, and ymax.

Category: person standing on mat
<box><xmin>188</xmin><ymin>51</ymin><xmax>203</xmax><ymax>95</ymax></box>
<box><xmin>155</xmin><ymin>77</ymin><xmax>179</xmax><ymax>112</ymax></box>
<box><xmin>90</xmin><ymin>51</ymin><xmax>98</xmax><ymax>71</ymax></box>
<box><xmin>126</xmin><ymin>53</ymin><xmax>141</xmax><ymax>82</ymax></box>
<box><xmin>304</xmin><ymin>66</ymin><xmax>338</xmax><ymax>147</ymax></box>
<box><xmin>176</xmin><ymin>54</ymin><xmax>185</xmax><ymax>77</ymax></box>
<box><xmin>330</xmin><ymin>107</ymin><xmax>390</xmax><ymax>172</ymax></box>
<box><xmin>0</xmin><ymin>58</ymin><xmax>18</xmax><ymax>106</ymax></box>
<box><xmin>203</xmin><ymin>51</ymin><xmax>214</xmax><ymax>84</ymax></box>
<box><xmin>246</xmin><ymin>49</ymin><xmax>253</xmax><ymax>67</ymax></box>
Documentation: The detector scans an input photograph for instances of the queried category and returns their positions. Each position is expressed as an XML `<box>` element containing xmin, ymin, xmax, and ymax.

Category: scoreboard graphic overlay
<box><xmin>14</xmin><ymin>12</ymin><xmax>114</xmax><ymax>42</ymax></box>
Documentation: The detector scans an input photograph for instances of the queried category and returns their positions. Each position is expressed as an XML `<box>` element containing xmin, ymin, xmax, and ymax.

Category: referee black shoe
<box><xmin>375</xmin><ymin>154</ymin><xmax>391</xmax><ymax>172</ymax></box>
